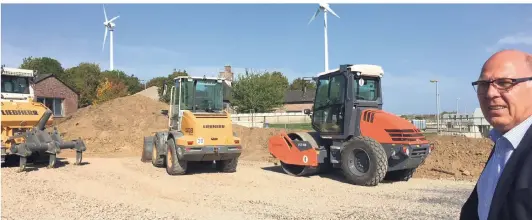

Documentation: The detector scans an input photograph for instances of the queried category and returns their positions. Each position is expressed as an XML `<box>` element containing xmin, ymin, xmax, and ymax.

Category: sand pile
<box><xmin>232</xmin><ymin>125</ymin><xmax>287</xmax><ymax>162</ymax></box>
<box><xmin>56</xmin><ymin>94</ymin><xmax>170</xmax><ymax>156</ymax></box>
<box><xmin>55</xmin><ymin>94</ymin><xmax>290</xmax><ymax>158</ymax></box>
<box><xmin>414</xmin><ymin>135</ymin><xmax>493</xmax><ymax>181</ymax></box>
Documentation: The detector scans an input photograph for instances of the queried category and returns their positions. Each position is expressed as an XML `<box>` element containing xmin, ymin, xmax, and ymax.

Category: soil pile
<box><xmin>55</xmin><ymin>94</ymin><xmax>291</xmax><ymax>159</ymax></box>
<box><xmin>56</xmin><ymin>94</ymin><xmax>169</xmax><ymax>156</ymax></box>
<box><xmin>415</xmin><ymin>135</ymin><xmax>493</xmax><ymax>181</ymax></box>
<box><xmin>232</xmin><ymin>125</ymin><xmax>286</xmax><ymax>162</ymax></box>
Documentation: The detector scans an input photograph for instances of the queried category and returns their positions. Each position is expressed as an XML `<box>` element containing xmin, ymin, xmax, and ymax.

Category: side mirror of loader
<box><xmin>161</xmin><ymin>110</ymin><xmax>169</xmax><ymax>116</ymax></box>
<box><xmin>303</xmin><ymin>109</ymin><xmax>311</xmax><ymax>115</ymax></box>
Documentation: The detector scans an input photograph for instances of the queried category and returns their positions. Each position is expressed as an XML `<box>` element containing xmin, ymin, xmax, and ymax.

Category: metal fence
<box><xmin>230</xmin><ymin>112</ymin><xmax>310</xmax><ymax>128</ymax></box>
<box><xmin>412</xmin><ymin>116</ymin><xmax>492</xmax><ymax>139</ymax></box>
<box><xmin>230</xmin><ymin>112</ymin><xmax>493</xmax><ymax>139</ymax></box>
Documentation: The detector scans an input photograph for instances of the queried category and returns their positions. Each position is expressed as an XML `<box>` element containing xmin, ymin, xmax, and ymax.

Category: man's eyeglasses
<box><xmin>472</xmin><ymin>76</ymin><xmax>532</xmax><ymax>93</ymax></box>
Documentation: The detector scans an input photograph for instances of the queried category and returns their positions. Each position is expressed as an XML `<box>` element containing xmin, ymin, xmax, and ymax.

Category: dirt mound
<box><xmin>414</xmin><ymin>135</ymin><xmax>493</xmax><ymax>181</ymax></box>
<box><xmin>56</xmin><ymin>94</ymin><xmax>169</xmax><ymax>156</ymax></box>
<box><xmin>55</xmin><ymin>94</ymin><xmax>290</xmax><ymax>159</ymax></box>
<box><xmin>232</xmin><ymin>125</ymin><xmax>286</xmax><ymax>162</ymax></box>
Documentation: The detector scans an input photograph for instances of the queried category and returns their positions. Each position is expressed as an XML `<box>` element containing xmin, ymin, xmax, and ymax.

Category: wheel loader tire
<box><xmin>141</xmin><ymin>136</ymin><xmax>154</xmax><ymax>163</ymax></box>
<box><xmin>165</xmin><ymin>138</ymin><xmax>187</xmax><ymax>175</ymax></box>
<box><xmin>151</xmin><ymin>137</ymin><xmax>164</xmax><ymax>168</ymax></box>
<box><xmin>340</xmin><ymin>136</ymin><xmax>387</xmax><ymax>186</ymax></box>
<box><xmin>385</xmin><ymin>168</ymin><xmax>416</xmax><ymax>182</ymax></box>
<box><xmin>216</xmin><ymin>157</ymin><xmax>238</xmax><ymax>173</ymax></box>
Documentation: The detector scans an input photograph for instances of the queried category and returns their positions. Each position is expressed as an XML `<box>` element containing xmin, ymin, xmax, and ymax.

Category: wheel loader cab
<box><xmin>167</xmin><ymin>76</ymin><xmax>225</xmax><ymax>130</ymax></box>
<box><xmin>308</xmin><ymin>64</ymin><xmax>384</xmax><ymax>140</ymax></box>
<box><xmin>0</xmin><ymin>66</ymin><xmax>36</xmax><ymax>102</ymax></box>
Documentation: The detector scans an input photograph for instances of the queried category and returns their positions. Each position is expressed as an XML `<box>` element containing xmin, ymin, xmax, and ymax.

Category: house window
<box><xmin>36</xmin><ymin>97</ymin><xmax>64</xmax><ymax>117</ymax></box>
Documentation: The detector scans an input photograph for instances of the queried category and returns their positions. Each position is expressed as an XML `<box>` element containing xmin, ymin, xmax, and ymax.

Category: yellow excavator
<box><xmin>141</xmin><ymin>75</ymin><xmax>242</xmax><ymax>175</ymax></box>
<box><xmin>1</xmin><ymin>65</ymin><xmax>86</xmax><ymax>172</ymax></box>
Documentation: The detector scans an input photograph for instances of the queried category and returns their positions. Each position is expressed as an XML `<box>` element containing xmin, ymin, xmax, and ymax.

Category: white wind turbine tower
<box><xmin>102</xmin><ymin>5</ymin><xmax>120</xmax><ymax>71</ymax></box>
<box><xmin>308</xmin><ymin>3</ymin><xmax>340</xmax><ymax>72</ymax></box>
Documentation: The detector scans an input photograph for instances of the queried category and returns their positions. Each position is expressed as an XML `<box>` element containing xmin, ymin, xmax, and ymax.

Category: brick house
<box><xmin>277</xmin><ymin>89</ymin><xmax>315</xmax><ymax>113</ymax></box>
<box><xmin>33</xmin><ymin>73</ymin><xmax>79</xmax><ymax>118</ymax></box>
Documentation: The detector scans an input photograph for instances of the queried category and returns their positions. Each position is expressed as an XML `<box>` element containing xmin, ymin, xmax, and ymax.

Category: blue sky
<box><xmin>2</xmin><ymin>4</ymin><xmax>532</xmax><ymax>115</ymax></box>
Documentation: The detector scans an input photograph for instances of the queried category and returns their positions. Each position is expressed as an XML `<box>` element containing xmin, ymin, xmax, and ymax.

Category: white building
<box><xmin>469</xmin><ymin>108</ymin><xmax>492</xmax><ymax>137</ymax></box>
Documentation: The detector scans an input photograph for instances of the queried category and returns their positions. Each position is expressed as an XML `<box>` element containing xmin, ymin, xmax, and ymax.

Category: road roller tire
<box><xmin>340</xmin><ymin>136</ymin><xmax>387</xmax><ymax>186</ymax></box>
<box><xmin>278</xmin><ymin>132</ymin><xmax>323</xmax><ymax>177</ymax></box>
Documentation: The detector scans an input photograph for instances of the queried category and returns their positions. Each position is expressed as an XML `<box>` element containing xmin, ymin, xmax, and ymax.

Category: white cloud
<box><xmin>485</xmin><ymin>32</ymin><xmax>532</xmax><ymax>53</ymax></box>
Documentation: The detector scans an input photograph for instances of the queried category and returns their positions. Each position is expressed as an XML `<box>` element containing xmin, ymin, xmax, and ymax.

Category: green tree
<box><xmin>100</xmin><ymin>70</ymin><xmax>143</xmax><ymax>95</ymax></box>
<box><xmin>231</xmin><ymin>69</ymin><xmax>286</xmax><ymax>113</ymax></box>
<box><xmin>63</xmin><ymin>63</ymin><xmax>102</xmax><ymax>107</ymax></box>
<box><xmin>270</xmin><ymin>71</ymin><xmax>289</xmax><ymax>90</ymax></box>
<box><xmin>93</xmin><ymin>77</ymin><xmax>129</xmax><ymax>104</ymax></box>
<box><xmin>157</xmin><ymin>69</ymin><xmax>188</xmax><ymax>104</ymax></box>
<box><xmin>19</xmin><ymin>56</ymin><xmax>65</xmax><ymax>77</ymax></box>
<box><xmin>146</xmin><ymin>76</ymin><xmax>167</xmax><ymax>88</ymax></box>
<box><xmin>289</xmin><ymin>77</ymin><xmax>316</xmax><ymax>91</ymax></box>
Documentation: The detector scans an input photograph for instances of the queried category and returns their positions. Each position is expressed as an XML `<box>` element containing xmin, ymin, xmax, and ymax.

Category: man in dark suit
<box><xmin>460</xmin><ymin>49</ymin><xmax>532</xmax><ymax>220</ymax></box>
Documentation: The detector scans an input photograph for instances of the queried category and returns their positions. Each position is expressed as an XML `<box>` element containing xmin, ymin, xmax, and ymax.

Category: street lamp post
<box><xmin>456</xmin><ymin>97</ymin><xmax>460</xmax><ymax>132</ymax></box>
<box><xmin>430</xmin><ymin>80</ymin><xmax>440</xmax><ymax>134</ymax></box>
<box><xmin>456</xmin><ymin>97</ymin><xmax>459</xmax><ymax>115</ymax></box>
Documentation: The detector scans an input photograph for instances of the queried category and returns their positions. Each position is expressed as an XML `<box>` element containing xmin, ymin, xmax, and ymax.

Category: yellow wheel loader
<box><xmin>141</xmin><ymin>75</ymin><xmax>242</xmax><ymax>175</ymax></box>
<box><xmin>1</xmin><ymin>66</ymin><xmax>87</xmax><ymax>172</ymax></box>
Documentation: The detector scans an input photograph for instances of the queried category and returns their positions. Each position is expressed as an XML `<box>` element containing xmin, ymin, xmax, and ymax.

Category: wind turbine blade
<box><xmin>108</xmin><ymin>15</ymin><xmax>119</xmax><ymax>23</ymax></box>
<box><xmin>103</xmin><ymin>4</ymin><xmax>108</xmax><ymax>21</ymax></box>
<box><xmin>102</xmin><ymin>27</ymin><xmax>108</xmax><ymax>51</ymax></box>
<box><xmin>323</xmin><ymin>4</ymin><xmax>340</xmax><ymax>18</ymax></box>
<box><xmin>308</xmin><ymin>8</ymin><xmax>321</xmax><ymax>25</ymax></box>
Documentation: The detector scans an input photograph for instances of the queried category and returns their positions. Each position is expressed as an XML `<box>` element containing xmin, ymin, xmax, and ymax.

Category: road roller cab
<box><xmin>268</xmin><ymin>64</ymin><xmax>434</xmax><ymax>186</ymax></box>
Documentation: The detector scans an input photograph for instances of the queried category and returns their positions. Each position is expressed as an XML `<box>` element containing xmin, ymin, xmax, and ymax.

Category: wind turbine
<box><xmin>308</xmin><ymin>3</ymin><xmax>340</xmax><ymax>72</ymax></box>
<box><xmin>102</xmin><ymin>5</ymin><xmax>120</xmax><ymax>71</ymax></box>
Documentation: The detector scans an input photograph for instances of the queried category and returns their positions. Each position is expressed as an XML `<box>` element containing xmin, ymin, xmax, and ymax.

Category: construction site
<box><xmin>1</xmin><ymin>75</ymin><xmax>493</xmax><ymax>220</ymax></box>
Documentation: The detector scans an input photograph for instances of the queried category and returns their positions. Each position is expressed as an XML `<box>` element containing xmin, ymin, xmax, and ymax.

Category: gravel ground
<box><xmin>2</xmin><ymin>157</ymin><xmax>475</xmax><ymax>220</ymax></box>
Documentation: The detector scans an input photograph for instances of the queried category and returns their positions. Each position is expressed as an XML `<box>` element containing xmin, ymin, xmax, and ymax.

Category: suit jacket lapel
<box><xmin>488</xmin><ymin>124</ymin><xmax>532</xmax><ymax>220</ymax></box>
